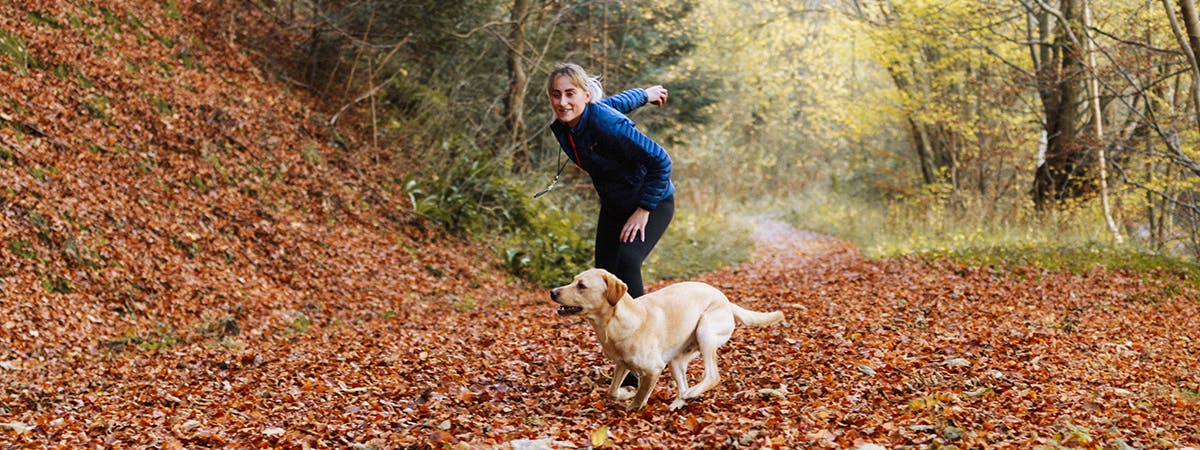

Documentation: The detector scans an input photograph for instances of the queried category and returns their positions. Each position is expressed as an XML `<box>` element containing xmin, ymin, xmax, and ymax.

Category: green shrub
<box><xmin>401</xmin><ymin>138</ymin><xmax>758</xmax><ymax>287</ymax></box>
<box><xmin>102</xmin><ymin>325</ymin><xmax>179</xmax><ymax>352</ymax></box>
<box><xmin>918</xmin><ymin>242</ymin><xmax>1200</xmax><ymax>284</ymax></box>
<box><xmin>289</xmin><ymin>313</ymin><xmax>311</xmax><ymax>334</ymax></box>
<box><xmin>402</xmin><ymin>137</ymin><xmax>529</xmax><ymax>235</ymax></box>
<box><xmin>503</xmin><ymin>192</ymin><xmax>755</xmax><ymax>286</ymax></box>
<box><xmin>41</xmin><ymin>274</ymin><xmax>72</xmax><ymax>294</ymax></box>
<box><xmin>500</xmin><ymin>206</ymin><xmax>593</xmax><ymax>287</ymax></box>
<box><xmin>401</xmin><ymin>139</ymin><xmax>591</xmax><ymax>286</ymax></box>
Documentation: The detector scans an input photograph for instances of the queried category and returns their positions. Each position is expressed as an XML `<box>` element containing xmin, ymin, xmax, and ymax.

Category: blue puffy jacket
<box><xmin>549</xmin><ymin>88</ymin><xmax>676</xmax><ymax>213</ymax></box>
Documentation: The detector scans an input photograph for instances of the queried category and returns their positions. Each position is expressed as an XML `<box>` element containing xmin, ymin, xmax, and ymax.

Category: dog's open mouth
<box><xmin>557</xmin><ymin>305</ymin><xmax>583</xmax><ymax>316</ymax></box>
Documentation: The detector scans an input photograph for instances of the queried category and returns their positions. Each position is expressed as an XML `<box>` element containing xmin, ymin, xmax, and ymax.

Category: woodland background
<box><xmin>228</xmin><ymin>0</ymin><xmax>1200</xmax><ymax>272</ymax></box>
<box><xmin>0</xmin><ymin>0</ymin><xmax>1198</xmax><ymax>448</ymax></box>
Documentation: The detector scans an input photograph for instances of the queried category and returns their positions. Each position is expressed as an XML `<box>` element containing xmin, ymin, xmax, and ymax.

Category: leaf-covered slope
<box><xmin>0</xmin><ymin>0</ymin><xmax>510</xmax><ymax>372</ymax></box>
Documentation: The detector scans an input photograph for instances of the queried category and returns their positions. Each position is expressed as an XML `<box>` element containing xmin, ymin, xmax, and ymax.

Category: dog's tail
<box><xmin>731</xmin><ymin>304</ymin><xmax>785</xmax><ymax>327</ymax></box>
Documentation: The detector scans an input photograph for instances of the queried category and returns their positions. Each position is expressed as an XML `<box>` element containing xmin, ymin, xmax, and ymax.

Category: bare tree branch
<box><xmin>0</xmin><ymin>112</ymin><xmax>69</xmax><ymax>150</ymax></box>
<box><xmin>448</xmin><ymin>20</ymin><xmax>515</xmax><ymax>39</ymax></box>
<box><xmin>1113</xmin><ymin>159</ymin><xmax>1200</xmax><ymax>216</ymax></box>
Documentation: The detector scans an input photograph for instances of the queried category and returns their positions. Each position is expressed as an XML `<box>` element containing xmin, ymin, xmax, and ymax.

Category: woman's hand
<box><xmin>621</xmin><ymin>208</ymin><xmax>651</xmax><ymax>243</ymax></box>
<box><xmin>645</xmin><ymin>85</ymin><xmax>668</xmax><ymax>106</ymax></box>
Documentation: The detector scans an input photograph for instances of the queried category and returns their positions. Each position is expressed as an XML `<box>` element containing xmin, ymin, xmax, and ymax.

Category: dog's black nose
<box><xmin>550</xmin><ymin>288</ymin><xmax>560</xmax><ymax>301</ymax></box>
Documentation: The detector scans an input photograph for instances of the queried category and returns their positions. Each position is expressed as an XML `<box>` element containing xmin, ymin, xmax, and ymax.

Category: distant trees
<box><xmin>1018</xmin><ymin>0</ymin><xmax>1200</xmax><ymax>248</ymax></box>
<box><xmin>841</xmin><ymin>0</ymin><xmax>1033</xmax><ymax>205</ymax></box>
<box><xmin>255</xmin><ymin>0</ymin><xmax>704</xmax><ymax>174</ymax></box>
<box><xmin>828</xmin><ymin>0</ymin><xmax>1200</xmax><ymax>254</ymax></box>
<box><xmin>253</xmin><ymin>0</ymin><xmax>1200</xmax><ymax>256</ymax></box>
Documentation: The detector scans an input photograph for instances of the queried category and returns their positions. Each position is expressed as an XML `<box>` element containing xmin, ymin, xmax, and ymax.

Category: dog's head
<box><xmin>549</xmin><ymin>268</ymin><xmax>628</xmax><ymax>317</ymax></box>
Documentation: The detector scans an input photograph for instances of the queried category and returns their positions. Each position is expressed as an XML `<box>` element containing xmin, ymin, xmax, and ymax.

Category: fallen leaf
<box><xmin>263</xmin><ymin>427</ymin><xmax>285</xmax><ymax>437</ymax></box>
<box><xmin>338</xmin><ymin>381</ymin><xmax>379</xmax><ymax>393</ymax></box>
<box><xmin>510</xmin><ymin>439</ymin><xmax>578</xmax><ymax>450</ymax></box>
<box><xmin>591</xmin><ymin>426</ymin><xmax>614</xmax><ymax>447</ymax></box>
<box><xmin>942</xmin><ymin>357</ymin><xmax>971</xmax><ymax>367</ymax></box>
<box><xmin>0</xmin><ymin>422</ymin><xmax>32</xmax><ymax>434</ymax></box>
<box><xmin>759</xmin><ymin>385</ymin><xmax>788</xmax><ymax>398</ymax></box>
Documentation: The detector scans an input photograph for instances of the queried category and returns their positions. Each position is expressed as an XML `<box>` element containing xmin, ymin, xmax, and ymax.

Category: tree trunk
<box><xmin>910</xmin><ymin>119</ymin><xmax>937</xmax><ymax>185</ymax></box>
<box><xmin>1171</xmin><ymin>0</ymin><xmax>1200</xmax><ymax>129</ymax></box>
<box><xmin>504</xmin><ymin>0</ymin><xmax>530</xmax><ymax>173</ymax></box>
<box><xmin>1083</xmin><ymin>0</ymin><xmax>1124</xmax><ymax>242</ymax></box>
<box><xmin>1032</xmin><ymin>0</ymin><xmax>1091</xmax><ymax>209</ymax></box>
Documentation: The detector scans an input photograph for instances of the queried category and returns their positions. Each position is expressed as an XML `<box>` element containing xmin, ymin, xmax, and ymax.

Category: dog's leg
<box><xmin>628</xmin><ymin>370</ymin><xmax>661</xmax><ymax>411</ymax></box>
<box><xmin>683</xmin><ymin>313</ymin><xmax>734</xmax><ymax>399</ymax></box>
<box><xmin>667</xmin><ymin>352</ymin><xmax>696</xmax><ymax>410</ymax></box>
<box><xmin>609</xmin><ymin>364</ymin><xmax>636</xmax><ymax>401</ymax></box>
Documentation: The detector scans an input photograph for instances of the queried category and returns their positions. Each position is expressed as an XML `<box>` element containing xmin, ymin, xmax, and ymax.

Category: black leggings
<box><xmin>594</xmin><ymin>195</ymin><xmax>674</xmax><ymax>298</ymax></box>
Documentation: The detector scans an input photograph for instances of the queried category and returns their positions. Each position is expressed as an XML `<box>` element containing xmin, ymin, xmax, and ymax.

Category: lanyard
<box><xmin>533</xmin><ymin>152</ymin><xmax>566</xmax><ymax>198</ymax></box>
<box><xmin>567</xmin><ymin>133</ymin><xmax>584</xmax><ymax>169</ymax></box>
<box><xmin>534</xmin><ymin>131</ymin><xmax>585</xmax><ymax>198</ymax></box>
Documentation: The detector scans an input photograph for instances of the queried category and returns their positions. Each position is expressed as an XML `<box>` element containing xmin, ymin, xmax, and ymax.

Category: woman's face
<box><xmin>549</xmin><ymin>75</ymin><xmax>590</xmax><ymax>127</ymax></box>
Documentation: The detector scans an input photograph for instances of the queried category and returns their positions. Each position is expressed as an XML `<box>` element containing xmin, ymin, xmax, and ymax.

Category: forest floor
<box><xmin>5</xmin><ymin>217</ymin><xmax>1200</xmax><ymax>449</ymax></box>
<box><xmin>2</xmin><ymin>1</ymin><xmax>1199</xmax><ymax>448</ymax></box>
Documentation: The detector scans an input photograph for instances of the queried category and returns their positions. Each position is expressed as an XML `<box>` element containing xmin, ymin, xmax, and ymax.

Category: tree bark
<box><xmin>910</xmin><ymin>119</ymin><xmax>937</xmax><ymax>185</ymax></box>
<box><xmin>1031</xmin><ymin>0</ymin><xmax>1091</xmax><ymax>209</ymax></box>
<box><xmin>504</xmin><ymin>0</ymin><xmax>531</xmax><ymax>173</ymax></box>
<box><xmin>1171</xmin><ymin>0</ymin><xmax>1200</xmax><ymax>129</ymax></box>
<box><xmin>1082</xmin><ymin>0</ymin><xmax>1123</xmax><ymax>242</ymax></box>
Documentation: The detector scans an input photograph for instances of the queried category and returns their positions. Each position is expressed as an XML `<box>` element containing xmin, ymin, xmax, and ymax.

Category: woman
<box><xmin>547</xmin><ymin>62</ymin><xmax>674</xmax><ymax>300</ymax></box>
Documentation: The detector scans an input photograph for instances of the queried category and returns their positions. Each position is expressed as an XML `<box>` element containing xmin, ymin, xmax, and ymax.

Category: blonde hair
<box><xmin>547</xmin><ymin>63</ymin><xmax>603</xmax><ymax>103</ymax></box>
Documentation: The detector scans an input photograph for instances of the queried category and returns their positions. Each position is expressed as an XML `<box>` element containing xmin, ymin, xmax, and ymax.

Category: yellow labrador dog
<box><xmin>550</xmin><ymin>268</ymin><xmax>785</xmax><ymax>410</ymax></box>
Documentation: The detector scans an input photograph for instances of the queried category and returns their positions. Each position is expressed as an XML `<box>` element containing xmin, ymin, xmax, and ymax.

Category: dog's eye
<box><xmin>577</xmin><ymin>282</ymin><xmax>586</xmax><ymax>290</ymax></box>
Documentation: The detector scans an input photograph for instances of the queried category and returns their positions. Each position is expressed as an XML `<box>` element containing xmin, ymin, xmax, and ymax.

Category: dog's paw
<box><xmin>613</xmin><ymin>387</ymin><xmax>636</xmax><ymax>400</ymax></box>
<box><xmin>669</xmin><ymin>399</ymin><xmax>687</xmax><ymax>410</ymax></box>
<box><xmin>625</xmin><ymin>401</ymin><xmax>647</xmax><ymax>412</ymax></box>
<box><xmin>681</xmin><ymin>387</ymin><xmax>706</xmax><ymax>400</ymax></box>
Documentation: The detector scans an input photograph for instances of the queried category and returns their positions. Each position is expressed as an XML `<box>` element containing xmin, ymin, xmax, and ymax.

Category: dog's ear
<box><xmin>603</xmin><ymin>272</ymin><xmax>628</xmax><ymax>306</ymax></box>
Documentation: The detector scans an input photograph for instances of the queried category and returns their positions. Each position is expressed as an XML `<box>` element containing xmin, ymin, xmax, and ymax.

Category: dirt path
<box><xmin>745</xmin><ymin>215</ymin><xmax>858</xmax><ymax>267</ymax></box>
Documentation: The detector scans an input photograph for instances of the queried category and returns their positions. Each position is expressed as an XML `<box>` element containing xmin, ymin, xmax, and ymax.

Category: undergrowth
<box><xmin>398</xmin><ymin>141</ymin><xmax>589</xmax><ymax>287</ymax></box>
<box><xmin>400</xmin><ymin>139</ymin><xmax>752</xmax><ymax>287</ymax></box>
<box><xmin>779</xmin><ymin>188</ymin><xmax>1200</xmax><ymax>288</ymax></box>
<box><xmin>918</xmin><ymin>243</ymin><xmax>1199</xmax><ymax>283</ymax></box>
<box><xmin>647</xmin><ymin>208</ymin><xmax>754</xmax><ymax>281</ymax></box>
